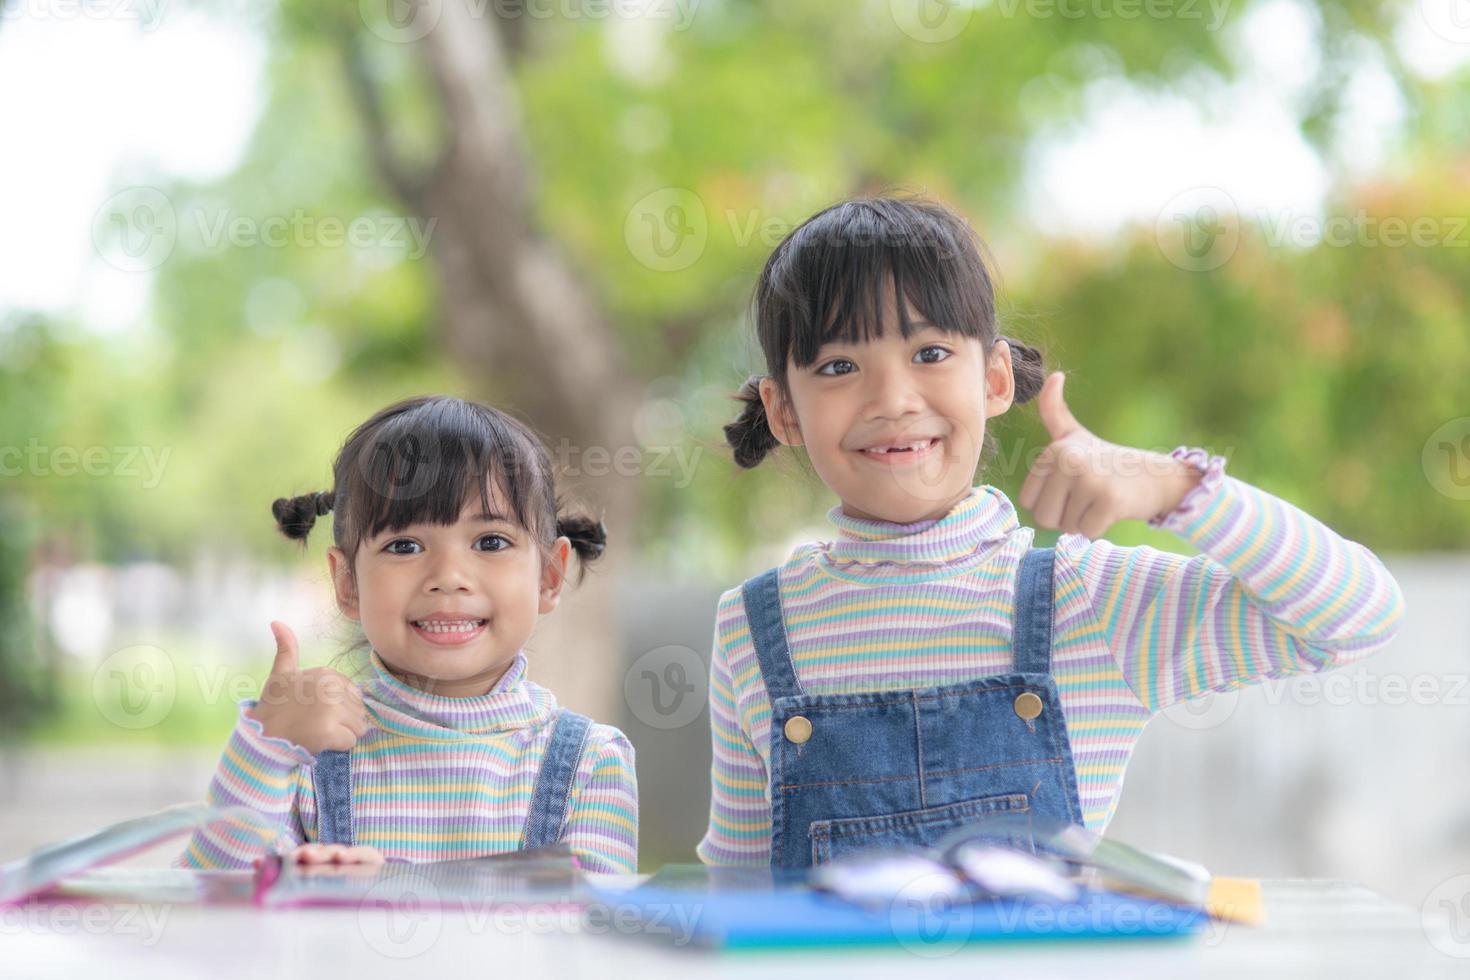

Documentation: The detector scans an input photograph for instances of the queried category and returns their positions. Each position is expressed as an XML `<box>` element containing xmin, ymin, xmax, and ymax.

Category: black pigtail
<box><xmin>1000</xmin><ymin>335</ymin><xmax>1047</xmax><ymax>404</ymax></box>
<box><xmin>271</xmin><ymin>490</ymin><xmax>334</xmax><ymax>543</ymax></box>
<box><xmin>556</xmin><ymin>512</ymin><xmax>607</xmax><ymax>581</ymax></box>
<box><xmin>722</xmin><ymin>374</ymin><xmax>781</xmax><ymax>469</ymax></box>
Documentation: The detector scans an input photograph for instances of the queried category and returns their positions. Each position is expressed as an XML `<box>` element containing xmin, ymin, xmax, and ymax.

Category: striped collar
<box><xmin>362</xmin><ymin>649</ymin><xmax>550</xmax><ymax>736</ymax></box>
<box><xmin>821</xmin><ymin>485</ymin><xmax>1019</xmax><ymax>567</ymax></box>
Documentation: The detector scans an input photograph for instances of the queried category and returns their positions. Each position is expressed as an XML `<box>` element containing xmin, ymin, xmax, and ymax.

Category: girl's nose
<box><xmin>424</xmin><ymin>556</ymin><xmax>474</xmax><ymax>593</ymax></box>
<box><xmin>863</xmin><ymin>364</ymin><xmax>925</xmax><ymax>421</ymax></box>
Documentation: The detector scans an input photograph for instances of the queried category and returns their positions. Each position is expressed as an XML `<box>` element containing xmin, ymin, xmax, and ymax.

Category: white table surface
<box><xmin>3</xmin><ymin>873</ymin><xmax>1465</xmax><ymax>979</ymax></box>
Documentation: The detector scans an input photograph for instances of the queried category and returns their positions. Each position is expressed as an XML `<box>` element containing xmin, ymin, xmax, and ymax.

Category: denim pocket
<box><xmin>808</xmin><ymin>792</ymin><xmax>1031</xmax><ymax>866</ymax></box>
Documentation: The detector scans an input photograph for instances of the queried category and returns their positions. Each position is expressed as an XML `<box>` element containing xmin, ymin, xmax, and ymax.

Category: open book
<box><xmin>0</xmin><ymin>803</ymin><xmax>585</xmax><ymax>909</ymax></box>
<box><xmin>256</xmin><ymin>842</ymin><xmax>586</xmax><ymax>909</ymax></box>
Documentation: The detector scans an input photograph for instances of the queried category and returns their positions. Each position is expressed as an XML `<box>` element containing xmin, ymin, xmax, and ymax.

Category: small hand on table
<box><xmin>289</xmin><ymin>843</ymin><xmax>387</xmax><ymax>865</ymax></box>
<box><xmin>251</xmin><ymin>843</ymin><xmax>388</xmax><ymax>876</ymax></box>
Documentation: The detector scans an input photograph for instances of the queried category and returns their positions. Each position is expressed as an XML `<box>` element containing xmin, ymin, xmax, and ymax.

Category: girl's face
<box><xmin>760</xmin><ymin>304</ymin><xmax>1016</xmax><ymax>525</ymax></box>
<box><xmin>326</xmin><ymin>487</ymin><xmax>570</xmax><ymax>698</ymax></box>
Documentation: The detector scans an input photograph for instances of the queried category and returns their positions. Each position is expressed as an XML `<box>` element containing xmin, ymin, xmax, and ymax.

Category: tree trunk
<box><xmin>340</xmin><ymin>2</ymin><xmax>642</xmax><ymax>724</ymax></box>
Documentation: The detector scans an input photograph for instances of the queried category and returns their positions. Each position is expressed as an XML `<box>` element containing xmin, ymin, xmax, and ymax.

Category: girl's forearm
<box><xmin>172</xmin><ymin>701</ymin><xmax>312</xmax><ymax>869</ymax></box>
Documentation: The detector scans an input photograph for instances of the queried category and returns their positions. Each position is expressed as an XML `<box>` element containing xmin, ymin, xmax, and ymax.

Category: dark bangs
<box><xmin>754</xmin><ymin>197</ymin><xmax>999</xmax><ymax>373</ymax></box>
<box><xmin>333</xmin><ymin>396</ymin><xmax>555</xmax><ymax>560</ymax></box>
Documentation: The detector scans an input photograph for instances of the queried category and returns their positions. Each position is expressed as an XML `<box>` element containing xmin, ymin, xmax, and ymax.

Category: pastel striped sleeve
<box><xmin>560</xmin><ymin>725</ymin><xmax>639</xmax><ymax>873</ymax></box>
<box><xmin>696</xmin><ymin>587</ymin><xmax>773</xmax><ymax>866</ymax></box>
<box><xmin>1057</xmin><ymin>448</ymin><xmax>1406</xmax><ymax>713</ymax></box>
<box><xmin>172</xmin><ymin>699</ymin><xmax>312</xmax><ymax>869</ymax></box>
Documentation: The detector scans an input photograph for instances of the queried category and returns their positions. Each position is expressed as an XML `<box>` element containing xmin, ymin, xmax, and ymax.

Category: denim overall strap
<box><xmin>741</xmin><ymin>568</ymin><xmax>803</xmax><ymax>700</ymax></box>
<box><xmin>1012</xmin><ymin>547</ymin><xmax>1056</xmax><ymax>674</ymax></box>
<box><xmin>310</xmin><ymin>749</ymin><xmax>354</xmax><ymax>846</ymax></box>
<box><xmin>521</xmin><ymin>707</ymin><xmax>593</xmax><ymax>849</ymax></box>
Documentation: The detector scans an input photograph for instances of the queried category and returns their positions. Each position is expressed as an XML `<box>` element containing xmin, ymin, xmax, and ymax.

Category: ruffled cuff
<box><xmin>238</xmin><ymin>698</ymin><xmax>319</xmax><ymax>768</ymax></box>
<box><xmin>1147</xmin><ymin>446</ymin><xmax>1228</xmax><ymax>532</ymax></box>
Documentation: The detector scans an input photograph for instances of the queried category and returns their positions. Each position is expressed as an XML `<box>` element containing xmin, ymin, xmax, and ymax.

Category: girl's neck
<box><xmin>382</xmin><ymin>659</ymin><xmax>515</xmax><ymax>699</ymax></box>
<box><xmin>364</xmin><ymin>649</ymin><xmax>539</xmax><ymax>735</ymax></box>
<box><xmin>838</xmin><ymin>486</ymin><xmax>974</xmax><ymax>526</ymax></box>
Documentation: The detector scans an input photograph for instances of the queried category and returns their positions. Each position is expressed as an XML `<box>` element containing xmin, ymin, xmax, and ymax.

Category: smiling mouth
<box><xmin>410</xmin><ymin>619</ymin><xmax>487</xmax><ymax>634</ymax></box>
<box><xmin>858</xmin><ymin>437</ymin><xmax>941</xmax><ymax>457</ymax></box>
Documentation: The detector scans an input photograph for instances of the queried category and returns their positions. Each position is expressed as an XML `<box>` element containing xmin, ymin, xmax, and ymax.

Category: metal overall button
<box><xmin>1013</xmin><ymin>692</ymin><xmax>1044</xmax><ymax>720</ymax></box>
<box><xmin>784</xmin><ymin>715</ymin><xmax>813</xmax><ymax>744</ymax></box>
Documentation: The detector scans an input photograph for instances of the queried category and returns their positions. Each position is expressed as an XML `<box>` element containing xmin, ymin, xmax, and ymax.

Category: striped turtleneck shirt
<box><xmin>177</xmin><ymin>649</ymin><xmax>638</xmax><ymax>873</ymax></box>
<box><xmin>697</xmin><ymin>447</ymin><xmax>1406</xmax><ymax>865</ymax></box>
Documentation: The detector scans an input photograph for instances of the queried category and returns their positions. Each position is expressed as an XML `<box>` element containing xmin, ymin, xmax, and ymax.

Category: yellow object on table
<box><xmin>1206</xmin><ymin>877</ymin><xmax>1266</xmax><ymax>926</ymax></box>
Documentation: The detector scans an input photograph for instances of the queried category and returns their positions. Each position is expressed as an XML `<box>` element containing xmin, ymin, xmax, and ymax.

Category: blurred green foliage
<box><xmin>0</xmin><ymin>495</ymin><xmax>50</xmax><ymax>739</ymax></box>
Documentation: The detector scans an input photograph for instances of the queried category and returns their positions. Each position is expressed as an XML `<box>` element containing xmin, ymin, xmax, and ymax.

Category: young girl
<box><xmin>176</xmin><ymin>396</ymin><xmax>638</xmax><ymax>873</ymax></box>
<box><xmin>699</xmin><ymin>197</ymin><xmax>1405</xmax><ymax>869</ymax></box>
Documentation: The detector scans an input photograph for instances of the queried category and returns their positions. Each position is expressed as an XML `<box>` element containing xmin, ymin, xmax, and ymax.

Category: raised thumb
<box><xmin>268</xmin><ymin>621</ymin><xmax>299</xmax><ymax>676</ymax></box>
<box><xmin>1038</xmin><ymin>371</ymin><xmax>1081</xmax><ymax>441</ymax></box>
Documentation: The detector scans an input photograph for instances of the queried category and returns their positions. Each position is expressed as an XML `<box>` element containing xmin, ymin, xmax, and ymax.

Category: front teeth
<box><xmin>414</xmin><ymin>620</ymin><xmax>484</xmax><ymax>633</ymax></box>
<box><xmin>867</xmin><ymin>439</ymin><xmax>935</xmax><ymax>454</ymax></box>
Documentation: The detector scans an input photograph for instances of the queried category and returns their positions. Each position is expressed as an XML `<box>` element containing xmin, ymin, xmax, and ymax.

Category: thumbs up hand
<box><xmin>244</xmin><ymin>622</ymin><xmax>371</xmax><ymax>756</ymax></box>
<box><xmin>1017</xmin><ymin>373</ymin><xmax>1203</xmax><ymax>541</ymax></box>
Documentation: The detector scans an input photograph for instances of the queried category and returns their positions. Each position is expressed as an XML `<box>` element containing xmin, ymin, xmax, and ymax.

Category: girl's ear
<box><xmin>757</xmin><ymin>376</ymin><xmax>803</xmax><ymax>447</ymax></box>
<box><xmin>539</xmin><ymin>536</ymin><xmax>572</xmax><ymax>614</ymax></box>
<box><xmin>326</xmin><ymin>547</ymin><xmax>360</xmax><ymax>622</ymax></box>
<box><xmin>984</xmin><ymin>339</ymin><xmax>1016</xmax><ymax>419</ymax></box>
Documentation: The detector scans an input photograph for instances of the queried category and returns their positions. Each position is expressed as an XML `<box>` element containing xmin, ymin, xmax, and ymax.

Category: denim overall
<box><xmin>743</xmin><ymin>546</ymin><xmax>1083</xmax><ymax>869</ymax></box>
<box><xmin>309</xmin><ymin>706</ymin><xmax>593</xmax><ymax>850</ymax></box>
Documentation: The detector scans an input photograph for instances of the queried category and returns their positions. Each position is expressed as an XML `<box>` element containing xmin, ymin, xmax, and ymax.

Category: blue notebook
<box><xmin>590</xmin><ymin>865</ymin><xmax>1207</xmax><ymax>951</ymax></box>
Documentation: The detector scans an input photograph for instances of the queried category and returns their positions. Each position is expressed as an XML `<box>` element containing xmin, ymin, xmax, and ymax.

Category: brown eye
<box><xmin>816</xmin><ymin>358</ymin><xmax>856</xmax><ymax>376</ymax></box>
<box><xmin>475</xmin><ymin>534</ymin><xmax>511</xmax><ymax>552</ymax></box>
<box><xmin>915</xmin><ymin>345</ymin><xmax>951</xmax><ymax>364</ymax></box>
